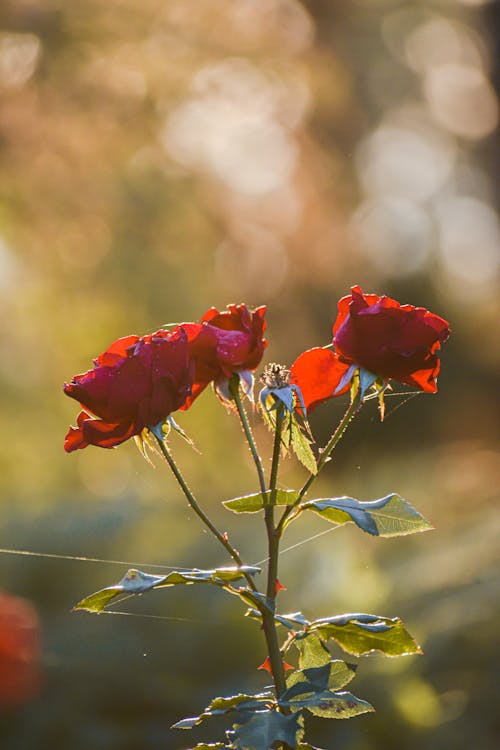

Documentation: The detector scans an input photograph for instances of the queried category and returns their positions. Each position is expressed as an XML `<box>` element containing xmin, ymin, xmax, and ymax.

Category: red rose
<box><xmin>64</xmin><ymin>327</ymin><xmax>193</xmax><ymax>451</ymax></box>
<box><xmin>333</xmin><ymin>286</ymin><xmax>451</xmax><ymax>393</ymax></box>
<box><xmin>182</xmin><ymin>304</ymin><xmax>267</xmax><ymax>407</ymax></box>
<box><xmin>0</xmin><ymin>591</ymin><xmax>41</xmax><ymax>708</ymax></box>
<box><xmin>290</xmin><ymin>347</ymin><xmax>351</xmax><ymax>413</ymax></box>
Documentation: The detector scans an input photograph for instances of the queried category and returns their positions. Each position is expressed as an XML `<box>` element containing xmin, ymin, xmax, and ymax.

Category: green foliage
<box><xmin>301</xmin><ymin>494</ymin><xmax>432</xmax><ymax>537</ymax></box>
<box><xmin>285</xmin><ymin>660</ymin><xmax>357</xmax><ymax>697</ymax></box>
<box><xmin>309</xmin><ymin>613</ymin><xmax>422</xmax><ymax>657</ymax></box>
<box><xmin>73</xmin><ymin>566</ymin><xmax>260</xmax><ymax>613</ymax></box>
<box><xmin>172</xmin><ymin>693</ymin><xmax>274</xmax><ymax>730</ymax></box>
<box><xmin>288</xmin><ymin>416</ymin><xmax>317</xmax><ymax>474</ymax></box>
<box><xmin>234</xmin><ymin>588</ymin><xmax>273</xmax><ymax>614</ymax></box>
<box><xmin>294</xmin><ymin>632</ymin><xmax>331</xmax><ymax>668</ymax></box>
<box><xmin>282</xmin><ymin>689</ymin><xmax>374</xmax><ymax>719</ymax></box>
<box><xmin>260</xmin><ymin>396</ymin><xmax>317</xmax><ymax>474</ymax></box>
<box><xmin>223</xmin><ymin>489</ymin><xmax>299</xmax><ymax>513</ymax></box>
<box><xmin>275</xmin><ymin>612</ymin><xmax>311</xmax><ymax>630</ymax></box>
<box><xmin>247</xmin><ymin>608</ymin><xmax>419</xmax><ymax>658</ymax></box>
<box><xmin>229</xmin><ymin>709</ymin><xmax>304</xmax><ymax>750</ymax></box>
<box><xmin>245</xmin><ymin>608</ymin><xmax>309</xmax><ymax>630</ymax></box>
<box><xmin>281</xmin><ymin>659</ymin><xmax>372</xmax><ymax>720</ymax></box>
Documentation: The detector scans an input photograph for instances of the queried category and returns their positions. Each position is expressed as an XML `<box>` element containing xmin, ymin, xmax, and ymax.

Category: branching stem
<box><xmin>230</xmin><ymin>381</ymin><xmax>267</xmax><ymax>496</ymax></box>
<box><xmin>153</xmin><ymin>432</ymin><xmax>257</xmax><ymax>591</ymax></box>
<box><xmin>277</xmin><ymin>396</ymin><xmax>362</xmax><ymax>534</ymax></box>
<box><xmin>230</xmin><ymin>382</ymin><xmax>288</xmax><ymax>697</ymax></box>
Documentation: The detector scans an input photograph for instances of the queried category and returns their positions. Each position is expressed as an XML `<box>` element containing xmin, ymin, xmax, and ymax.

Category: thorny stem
<box><xmin>153</xmin><ymin>432</ymin><xmax>257</xmax><ymax>591</ymax></box>
<box><xmin>276</xmin><ymin>395</ymin><xmax>363</xmax><ymax>535</ymax></box>
<box><xmin>230</xmin><ymin>380</ymin><xmax>287</xmax><ymax>698</ymax></box>
<box><xmin>261</xmin><ymin>405</ymin><xmax>287</xmax><ymax>698</ymax></box>
<box><xmin>230</xmin><ymin>381</ymin><xmax>267</xmax><ymax>496</ymax></box>
<box><xmin>266</xmin><ymin>405</ymin><xmax>283</xmax><ymax>598</ymax></box>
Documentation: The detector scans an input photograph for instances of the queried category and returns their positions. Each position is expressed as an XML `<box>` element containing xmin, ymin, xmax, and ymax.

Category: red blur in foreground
<box><xmin>334</xmin><ymin>286</ymin><xmax>451</xmax><ymax>393</ymax></box>
<box><xmin>182</xmin><ymin>304</ymin><xmax>267</xmax><ymax>407</ymax></box>
<box><xmin>0</xmin><ymin>591</ymin><xmax>41</xmax><ymax>709</ymax></box>
<box><xmin>64</xmin><ymin>327</ymin><xmax>192</xmax><ymax>451</ymax></box>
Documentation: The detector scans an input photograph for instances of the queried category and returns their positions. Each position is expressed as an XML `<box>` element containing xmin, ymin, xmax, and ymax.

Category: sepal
<box><xmin>218</xmin><ymin>370</ymin><xmax>255</xmax><ymax>407</ymax></box>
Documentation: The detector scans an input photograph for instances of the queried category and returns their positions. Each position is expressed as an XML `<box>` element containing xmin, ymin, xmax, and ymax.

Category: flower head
<box><xmin>289</xmin><ymin>287</ymin><xmax>450</xmax><ymax>415</ymax></box>
<box><xmin>182</xmin><ymin>303</ymin><xmax>267</xmax><ymax>407</ymax></box>
<box><xmin>333</xmin><ymin>286</ymin><xmax>451</xmax><ymax>393</ymax></box>
<box><xmin>260</xmin><ymin>362</ymin><xmax>291</xmax><ymax>390</ymax></box>
<box><xmin>64</xmin><ymin>327</ymin><xmax>193</xmax><ymax>451</ymax></box>
<box><xmin>259</xmin><ymin>362</ymin><xmax>306</xmax><ymax>416</ymax></box>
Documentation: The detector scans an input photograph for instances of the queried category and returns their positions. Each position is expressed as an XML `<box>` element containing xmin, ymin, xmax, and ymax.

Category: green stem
<box><xmin>266</xmin><ymin>406</ymin><xmax>283</xmax><ymax>598</ymax></box>
<box><xmin>277</xmin><ymin>395</ymin><xmax>362</xmax><ymax>534</ymax></box>
<box><xmin>230</xmin><ymin>381</ymin><xmax>267</xmax><ymax>496</ymax></box>
<box><xmin>230</xmin><ymin>380</ymin><xmax>286</xmax><ymax>697</ymax></box>
<box><xmin>153</xmin><ymin>433</ymin><xmax>257</xmax><ymax>591</ymax></box>
<box><xmin>261</xmin><ymin>406</ymin><xmax>287</xmax><ymax>698</ymax></box>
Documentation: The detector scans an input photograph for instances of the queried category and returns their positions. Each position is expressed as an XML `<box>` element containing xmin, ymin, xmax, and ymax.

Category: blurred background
<box><xmin>0</xmin><ymin>0</ymin><xmax>499</xmax><ymax>748</ymax></box>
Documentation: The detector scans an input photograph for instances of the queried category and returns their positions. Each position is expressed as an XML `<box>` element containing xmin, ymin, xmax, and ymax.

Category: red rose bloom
<box><xmin>64</xmin><ymin>327</ymin><xmax>192</xmax><ymax>451</ymax></box>
<box><xmin>333</xmin><ymin>286</ymin><xmax>451</xmax><ymax>393</ymax></box>
<box><xmin>182</xmin><ymin>304</ymin><xmax>267</xmax><ymax>406</ymax></box>
<box><xmin>290</xmin><ymin>347</ymin><xmax>351</xmax><ymax>413</ymax></box>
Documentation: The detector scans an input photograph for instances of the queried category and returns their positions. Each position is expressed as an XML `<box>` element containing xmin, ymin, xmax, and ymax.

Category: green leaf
<box><xmin>310</xmin><ymin>613</ymin><xmax>422</xmax><ymax>657</ymax></box>
<box><xmin>289</xmin><ymin>415</ymin><xmax>317</xmax><ymax>474</ymax></box>
<box><xmin>282</xmin><ymin>689</ymin><xmax>374</xmax><ymax>719</ymax></box>
<box><xmin>209</xmin><ymin>567</ymin><xmax>262</xmax><ymax>583</ymax></box>
<box><xmin>187</xmin><ymin>744</ymin><xmax>226</xmax><ymax>750</ymax></box>
<box><xmin>223</xmin><ymin>489</ymin><xmax>299</xmax><ymax>513</ymax></box>
<box><xmin>209</xmin><ymin>695</ymin><xmax>273</xmax><ymax>713</ymax></box>
<box><xmin>284</xmin><ymin>660</ymin><xmax>357</xmax><ymax>701</ymax></box>
<box><xmin>172</xmin><ymin>693</ymin><xmax>273</xmax><ymax>730</ymax></box>
<box><xmin>294</xmin><ymin>632</ymin><xmax>331</xmax><ymax>668</ymax></box>
<box><xmin>296</xmin><ymin>744</ymin><xmax>328</xmax><ymax>750</ymax></box>
<box><xmin>73</xmin><ymin>566</ymin><xmax>260</xmax><ymax>613</ymax></box>
<box><xmin>301</xmin><ymin>494</ymin><xmax>432</xmax><ymax>537</ymax></box>
<box><xmin>276</xmin><ymin>611</ymin><xmax>311</xmax><ymax>631</ymax></box>
<box><xmin>285</xmin><ymin>663</ymin><xmax>331</xmax><ymax>697</ymax></box>
<box><xmin>325</xmin><ymin>661</ymin><xmax>357</xmax><ymax>690</ymax></box>
<box><xmin>232</xmin><ymin>588</ymin><xmax>273</xmax><ymax>614</ymax></box>
<box><xmin>230</xmin><ymin>709</ymin><xmax>303</xmax><ymax>750</ymax></box>
<box><xmin>245</xmin><ymin>608</ymin><xmax>310</xmax><ymax>631</ymax></box>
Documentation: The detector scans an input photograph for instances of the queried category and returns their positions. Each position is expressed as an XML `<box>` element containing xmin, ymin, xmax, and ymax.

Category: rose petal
<box><xmin>291</xmin><ymin>347</ymin><xmax>351</xmax><ymax>413</ymax></box>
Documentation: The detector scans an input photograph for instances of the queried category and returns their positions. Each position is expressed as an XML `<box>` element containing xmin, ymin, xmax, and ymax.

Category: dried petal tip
<box><xmin>260</xmin><ymin>363</ymin><xmax>291</xmax><ymax>389</ymax></box>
